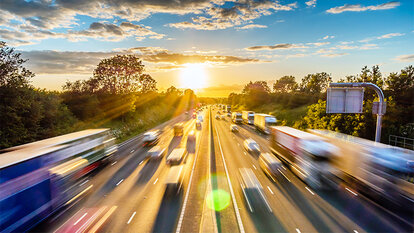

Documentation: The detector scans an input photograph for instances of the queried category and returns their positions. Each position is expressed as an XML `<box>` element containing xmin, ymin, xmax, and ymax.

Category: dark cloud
<box><xmin>20</xmin><ymin>47</ymin><xmax>265</xmax><ymax>74</ymax></box>
<box><xmin>245</xmin><ymin>43</ymin><xmax>307</xmax><ymax>51</ymax></box>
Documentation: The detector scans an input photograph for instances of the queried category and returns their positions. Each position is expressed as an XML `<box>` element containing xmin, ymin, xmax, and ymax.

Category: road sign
<box><xmin>372</xmin><ymin>101</ymin><xmax>386</xmax><ymax>115</ymax></box>
<box><xmin>326</xmin><ymin>87</ymin><xmax>364</xmax><ymax>113</ymax></box>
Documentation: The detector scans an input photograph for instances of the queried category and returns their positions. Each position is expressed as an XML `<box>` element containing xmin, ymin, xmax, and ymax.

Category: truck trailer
<box><xmin>242</xmin><ymin>111</ymin><xmax>255</xmax><ymax>125</ymax></box>
<box><xmin>309</xmin><ymin>129</ymin><xmax>414</xmax><ymax>212</ymax></box>
<box><xmin>254</xmin><ymin>114</ymin><xmax>277</xmax><ymax>134</ymax></box>
<box><xmin>269</xmin><ymin>126</ymin><xmax>338</xmax><ymax>189</ymax></box>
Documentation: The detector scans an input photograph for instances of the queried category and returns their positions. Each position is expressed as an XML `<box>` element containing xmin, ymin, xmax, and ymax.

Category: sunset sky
<box><xmin>0</xmin><ymin>0</ymin><xmax>413</xmax><ymax>97</ymax></box>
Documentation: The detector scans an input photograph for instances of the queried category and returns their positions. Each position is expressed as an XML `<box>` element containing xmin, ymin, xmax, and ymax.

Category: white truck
<box><xmin>254</xmin><ymin>114</ymin><xmax>277</xmax><ymax>134</ymax></box>
<box><xmin>166</xmin><ymin>148</ymin><xmax>187</xmax><ymax>165</ymax></box>
<box><xmin>231</xmin><ymin>112</ymin><xmax>243</xmax><ymax>124</ymax></box>
<box><xmin>242</xmin><ymin>111</ymin><xmax>255</xmax><ymax>125</ymax></box>
<box><xmin>269</xmin><ymin>126</ymin><xmax>338</xmax><ymax>189</ymax></box>
<box><xmin>309</xmin><ymin>129</ymin><xmax>414</xmax><ymax>212</ymax></box>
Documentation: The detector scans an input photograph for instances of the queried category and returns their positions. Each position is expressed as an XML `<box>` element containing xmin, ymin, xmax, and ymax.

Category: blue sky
<box><xmin>0</xmin><ymin>0</ymin><xmax>413</xmax><ymax>96</ymax></box>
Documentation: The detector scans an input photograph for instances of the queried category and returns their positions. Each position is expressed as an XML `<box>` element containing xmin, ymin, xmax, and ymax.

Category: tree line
<box><xmin>0</xmin><ymin>42</ymin><xmax>196</xmax><ymax>149</ymax></box>
<box><xmin>228</xmin><ymin>65</ymin><xmax>414</xmax><ymax>142</ymax></box>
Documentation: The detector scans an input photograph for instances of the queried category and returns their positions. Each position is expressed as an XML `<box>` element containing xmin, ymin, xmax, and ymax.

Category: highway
<box><xmin>31</xmin><ymin>106</ymin><xmax>413</xmax><ymax>233</ymax></box>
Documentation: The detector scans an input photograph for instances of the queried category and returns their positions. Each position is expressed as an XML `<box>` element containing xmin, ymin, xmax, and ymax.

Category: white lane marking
<box><xmin>116</xmin><ymin>179</ymin><xmax>124</xmax><ymax>186</ymax></box>
<box><xmin>73</xmin><ymin>213</ymin><xmax>87</xmax><ymax>226</ymax></box>
<box><xmin>353</xmin><ymin>230</ymin><xmax>359</xmax><ymax>233</ymax></box>
<box><xmin>267</xmin><ymin>186</ymin><xmax>274</xmax><ymax>195</ymax></box>
<box><xmin>252</xmin><ymin>165</ymin><xmax>257</xmax><ymax>170</ymax></box>
<box><xmin>111</xmin><ymin>161</ymin><xmax>117</xmax><ymax>166</ymax></box>
<box><xmin>130</xmin><ymin>150</ymin><xmax>135</xmax><ymax>153</ymax></box>
<box><xmin>243</xmin><ymin>152</ymin><xmax>247</xmax><ymax>155</ymax></box>
<box><xmin>305</xmin><ymin>187</ymin><xmax>314</xmax><ymax>195</ymax></box>
<box><xmin>153</xmin><ymin>178</ymin><xmax>158</xmax><ymax>185</ymax></box>
<box><xmin>215</xmin><ymin>125</ymin><xmax>245</xmax><ymax>233</ymax></box>
<box><xmin>277</xmin><ymin>169</ymin><xmax>291</xmax><ymax>182</ymax></box>
<box><xmin>127</xmin><ymin>212</ymin><xmax>136</xmax><ymax>224</ymax></box>
<box><xmin>139</xmin><ymin>160</ymin><xmax>144</xmax><ymax>165</ymax></box>
<box><xmin>175</xmin><ymin>117</ymin><xmax>204</xmax><ymax>233</ymax></box>
<box><xmin>345</xmin><ymin>187</ymin><xmax>358</xmax><ymax>196</ymax></box>
<box><xmin>296</xmin><ymin>228</ymin><xmax>301</xmax><ymax>233</ymax></box>
<box><xmin>79</xmin><ymin>180</ymin><xmax>89</xmax><ymax>187</ymax></box>
<box><xmin>282</xmin><ymin>166</ymin><xmax>287</xmax><ymax>170</ymax></box>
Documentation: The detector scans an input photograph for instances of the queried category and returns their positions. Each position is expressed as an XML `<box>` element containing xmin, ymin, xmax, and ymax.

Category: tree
<box><xmin>242</xmin><ymin>81</ymin><xmax>271</xmax><ymax>94</ymax></box>
<box><xmin>385</xmin><ymin>65</ymin><xmax>414</xmax><ymax>104</ymax></box>
<box><xmin>0</xmin><ymin>42</ymin><xmax>77</xmax><ymax>148</ymax></box>
<box><xmin>300</xmin><ymin>72</ymin><xmax>332</xmax><ymax>94</ymax></box>
<box><xmin>81</xmin><ymin>54</ymin><xmax>155</xmax><ymax>94</ymax></box>
<box><xmin>273</xmin><ymin>76</ymin><xmax>297</xmax><ymax>93</ymax></box>
<box><xmin>242</xmin><ymin>81</ymin><xmax>271</xmax><ymax>108</ymax></box>
<box><xmin>0</xmin><ymin>41</ymin><xmax>34</xmax><ymax>88</ymax></box>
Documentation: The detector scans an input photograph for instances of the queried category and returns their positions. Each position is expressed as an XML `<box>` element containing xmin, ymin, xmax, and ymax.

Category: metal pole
<box><xmin>329</xmin><ymin>82</ymin><xmax>385</xmax><ymax>142</ymax></box>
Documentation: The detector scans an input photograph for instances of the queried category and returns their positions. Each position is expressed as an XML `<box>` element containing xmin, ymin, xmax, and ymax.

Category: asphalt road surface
<box><xmin>31</xmin><ymin>107</ymin><xmax>413</xmax><ymax>233</ymax></box>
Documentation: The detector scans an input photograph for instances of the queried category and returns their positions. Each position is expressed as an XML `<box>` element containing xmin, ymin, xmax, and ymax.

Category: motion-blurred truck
<box><xmin>269</xmin><ymin>126</ymin><xmax>338</xmax><ymax>189</ymax></box>
<box><xmin>231</xmin><ymin>112</ymin><xmax>243</xmax><ymax>124</ymax></box>
<box><xmin>309</xmin><ymin>129</ymin><xmax>414</xmax><ymax>212</ymax></box>
<box><xmin>254</xmin><ymin>114</ymin><xmax>277</xmax><ymax>134</ymax></box>
<box><xmin>165</xmin><ymin>165</ymin><xmax>185</xmax><ymax>196</ymax></box>
<box><xmin>242</xmin><ymin>111</ymin><xmax>255</xmax><ymax>125</ymax></box>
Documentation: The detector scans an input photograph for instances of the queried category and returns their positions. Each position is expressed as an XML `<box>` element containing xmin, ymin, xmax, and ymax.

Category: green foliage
<box><xmin>300</xmin><ymin>72</ymin><xmax>332</xmax><ymax>94</ymax></box>
<box><xmin>273</xmin><ymin>76</ymin><xmax>298</xmax><ymax>93</ymax></box>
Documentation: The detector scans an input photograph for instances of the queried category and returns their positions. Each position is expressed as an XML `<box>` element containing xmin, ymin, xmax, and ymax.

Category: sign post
<box><xmin>326</xmin><ymin>82</ymin><xmax>385</xmax><ymax>142</ymax></box>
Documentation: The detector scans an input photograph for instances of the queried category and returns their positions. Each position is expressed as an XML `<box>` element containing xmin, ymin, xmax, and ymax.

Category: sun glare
<box><xmin>179</xmin><ymin>63</ymin><xmax>208</xmax><ymax>90</ymax></box>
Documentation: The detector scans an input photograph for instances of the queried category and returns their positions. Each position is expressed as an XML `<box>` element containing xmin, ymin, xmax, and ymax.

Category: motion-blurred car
<box><xmin>142</xmin><ymin>130</ymin><xmax>161</xmax><ymax>146</ymax></box>
<box><xmin>196</xmin><ymin>120</ymin><xmax>202</xmax><ymax>130</ymax></box>
<box><xmin>259</xmin><ymin>152</ymin><xmax>283</xmax><ymax>181</ymax></box>
<box><xmin>147</xmin><ymin>146</ymin><xmax>166</xmax><ymax>160</ymax></box>
<box><xmin>173</xmin><ymin>123</ymin><xmax>184</xmax><ymax>136</ymax></box>
<box><xmin>230</xmin><ymin>124</ymin><xmax>239</xmax><ymax>132</ymax></box>
<box><xmin>217</xmin><ymin>111</ymin><xmax>221</xmax><ymax>114</ymax></box>
<box><xmin>197</xmin><ymin>115</ymin><xmax>204</xmax><ymax>122</ymax></box>
<box><xmin>215</xmin><ymin>115</ymin><xmax>220</xmax><ymax>120</ymax></box>
<box><xmin>227</xmin><ymin>113</ymin><xmax>231</xmax><ymax>117</ymax></box>
<box><xmin>239</xmin><ymin>168</ymin><xmax>272</xmax><ymax>213</ymax></box>
<box><xmin>221</xmin><ymin>115</ymin><xmax>225</xmax><ymax>120</ymax></box>
<box><xmin>187</xmin><ymin>130</ymin><xmax>196</xmax><ymax>143</ymax></box>
<box><xmin>243</xmin><ymin>138</ymin><xmax>260</xmax><ymax>154</ymax></box>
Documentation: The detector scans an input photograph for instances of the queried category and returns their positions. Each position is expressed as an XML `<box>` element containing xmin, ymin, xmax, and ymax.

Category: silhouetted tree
<box><xmin>273</xmin><ymin>76</ymin><xmax>297</xmax><ymax>93</ymax></box>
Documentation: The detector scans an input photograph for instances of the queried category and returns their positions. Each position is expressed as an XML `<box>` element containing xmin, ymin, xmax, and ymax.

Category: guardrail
<box><xmin>389</xmin><ymin>135</ymin><xmax>414</xmax><ymax>150</ymax></box>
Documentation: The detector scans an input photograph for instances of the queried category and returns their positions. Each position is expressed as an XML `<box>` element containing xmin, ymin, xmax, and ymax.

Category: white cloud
<box><xmin>321</xmin><ymin>35</ymin><xmax>335</xmax><ymax>40</ymax></box>
<box><xmin>376</xmin><ymin>32</ymin><xmax>405</xmax><ymax>39</ymax></box>
<box><xmin>305</xmin><ymin>0</ymin><xmax>316</xmax><ymax>8</ymax></box>
<box><xmin>360</xmin><ymin>32</ymin><xmax>404</xmax><ymax>42</ymax></box>
<box><xmin>236</xmin><ymin>24</ymin><xmax>267</xmax><ymax>30</ymax></box>
<box><xmin>327</xmin><ymin>1</ymin><xmax>400</xmax><ymax>14</ymax></box>
<box><xmin>395</xmin><ymin>54</ymin><xmax>414</xmax><ymax>62</ymax></box>
<box><xmin>287</xmin><ymin>53</ymin><xmax>308</xmax><ymax>58</ymax></box>
<box><xmin>321</xmin><ymin>53</ymin><xmax>349</xmax><ymax>57</ymax></box>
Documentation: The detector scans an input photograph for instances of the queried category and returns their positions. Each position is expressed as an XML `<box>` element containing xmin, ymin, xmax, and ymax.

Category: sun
<box><xmin>179</xmin><ymin>63</ymin><xmax>208</xmax><ymax>90</ymax></box>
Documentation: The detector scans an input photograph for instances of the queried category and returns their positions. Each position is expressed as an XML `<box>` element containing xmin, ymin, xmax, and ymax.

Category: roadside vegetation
<box><xmin>228</xmin><ymin>66</ymin><xmax>414</xmax><ymax>142</ymax></box>
<box><xmin>0</xmin><ymin>42</ymin><xmax>196</xmax><ymax>148</ymax></box>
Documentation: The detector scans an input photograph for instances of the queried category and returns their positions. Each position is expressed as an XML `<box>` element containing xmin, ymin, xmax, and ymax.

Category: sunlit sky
<box><xmin>0</xmin><ymin>0</ymin><xmax>413</xmax><ymax>96</ymax></box>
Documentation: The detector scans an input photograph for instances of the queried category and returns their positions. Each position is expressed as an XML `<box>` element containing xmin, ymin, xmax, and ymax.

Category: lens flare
<box><xmin>206</xmin><ymin>189</ymin><xmax>230</xmax><ymax>211</ymax></box>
